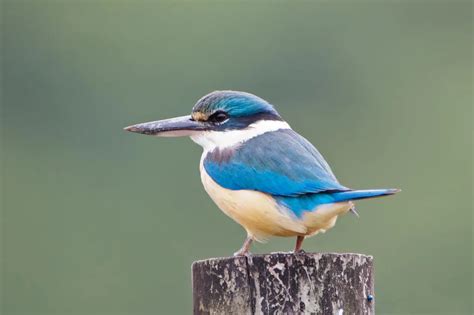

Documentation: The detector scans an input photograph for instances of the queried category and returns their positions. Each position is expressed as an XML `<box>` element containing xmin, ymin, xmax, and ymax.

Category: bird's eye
<box><xmin>209</xmin><ymin>111</ymin><xmax>228</xmax><ymax>124</ymax></box>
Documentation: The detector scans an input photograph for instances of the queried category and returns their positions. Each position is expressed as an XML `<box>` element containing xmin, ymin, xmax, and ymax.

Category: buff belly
<box><xmin>200</xmin><ymin>165</ymin><xmax>352</xmax><ymax>242</ymax></box>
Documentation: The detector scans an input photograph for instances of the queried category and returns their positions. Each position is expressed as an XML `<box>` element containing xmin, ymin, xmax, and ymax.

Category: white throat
<box><xmin>190</xmin><ymin>120</ymin><xmax>291</xmax><ymax>152</ymax></box>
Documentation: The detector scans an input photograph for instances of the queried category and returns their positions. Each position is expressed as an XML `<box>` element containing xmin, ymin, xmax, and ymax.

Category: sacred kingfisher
<box><xmin>125</xmin><ymin>91</ymin><xmax>399</xmax><ymax>256</ymax></box>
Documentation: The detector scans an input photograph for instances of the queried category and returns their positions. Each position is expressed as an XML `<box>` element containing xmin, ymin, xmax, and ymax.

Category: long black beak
<box><xmin>124</xmin><ymin>115</ymin><xmax>207</xmax><ymax>137</ymax></box>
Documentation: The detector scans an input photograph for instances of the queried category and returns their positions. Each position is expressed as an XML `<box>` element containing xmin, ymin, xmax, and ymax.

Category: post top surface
<box><xmin>192</xmin><ymin>251</ymin><xmax>373</xmax><ymax>266</ymax></box>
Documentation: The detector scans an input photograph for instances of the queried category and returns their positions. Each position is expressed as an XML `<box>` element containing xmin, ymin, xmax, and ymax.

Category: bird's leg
<box><xmin>294</xmin><ymin>235</ymin><xmax>305</xmax><ymax>253</ymax></box>
<box><xmin>233</xmin><ymin>236</ymin><xmax>253</xmax><ymax>256</ymax></box>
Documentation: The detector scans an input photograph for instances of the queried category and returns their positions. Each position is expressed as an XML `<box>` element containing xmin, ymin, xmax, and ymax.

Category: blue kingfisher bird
<box><xmin>125</xmin><ymin>90</ymin><xmax>399</xmax><ymax>256</ymax></box>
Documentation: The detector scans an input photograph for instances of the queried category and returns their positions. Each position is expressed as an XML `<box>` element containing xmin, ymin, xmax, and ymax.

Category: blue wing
<box><xmin>203</xmin><ymin>129</ymin><xmax>348</xmax><ymax>196</ymax></box>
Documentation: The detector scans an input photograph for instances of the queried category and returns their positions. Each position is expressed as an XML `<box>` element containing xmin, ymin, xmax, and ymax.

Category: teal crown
<box><xmin>192</xmin><ymin>90</ymin><xmax>279</xmax><ymax>120</ymax></box>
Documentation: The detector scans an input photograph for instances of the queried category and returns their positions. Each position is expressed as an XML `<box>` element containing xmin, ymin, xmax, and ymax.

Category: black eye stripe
<box><xmin>208</xmin><ymin>111</ymin><xmax>228</xmax><ymax>123</ymax></box>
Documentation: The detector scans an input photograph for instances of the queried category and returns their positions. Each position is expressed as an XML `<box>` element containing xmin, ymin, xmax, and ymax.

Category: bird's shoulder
<box><xmin>203</xmin><ymin>128</ymin><xmax>348</xmax><ymax>196</ymax></box>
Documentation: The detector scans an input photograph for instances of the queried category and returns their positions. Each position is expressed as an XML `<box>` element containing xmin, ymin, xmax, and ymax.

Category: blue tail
<box><xmin>331</xmin><ymin>188</ymin><xmax>400</xmax><ymax>202</ymax></box>
<box><xmin>274</xmin><ymin>188</ymin><xmax>400</xmax><ymax>217</ymax></box>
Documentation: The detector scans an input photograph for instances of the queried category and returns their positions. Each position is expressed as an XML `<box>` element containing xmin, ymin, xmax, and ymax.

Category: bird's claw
<box><xmin>293</xmin><ymin>249</ymin><xmax>306</xmax><ymax>255</ymax></box>
<box><xmin>233</xmin><ymin>250</ymin><xmax>252</xmax><ymax>257</ymax></box>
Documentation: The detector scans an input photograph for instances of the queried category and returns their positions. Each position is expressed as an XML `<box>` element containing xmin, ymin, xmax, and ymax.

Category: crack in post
<box><xmin>245</xmin><ymin>255</ymin><xmax>256</xmax><ymax>314</ymax></box>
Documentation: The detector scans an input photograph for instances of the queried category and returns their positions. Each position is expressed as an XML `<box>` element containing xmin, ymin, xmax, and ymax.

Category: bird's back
<box><xmin>203</xmin><ymin>128</ymin><xmax>348</xmax><ymax>197</ymax></box>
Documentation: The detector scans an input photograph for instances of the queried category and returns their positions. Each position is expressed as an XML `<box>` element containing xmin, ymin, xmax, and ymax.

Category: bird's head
<box><xmin>125</xmin><ymin>90</ymin><xmax>289</xmax><ymax>150</ymax></box>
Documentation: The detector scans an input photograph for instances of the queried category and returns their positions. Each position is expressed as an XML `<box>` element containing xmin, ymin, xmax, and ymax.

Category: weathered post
<box><xmin>192</xmin><ymin>252</ymin><xmax>374</xmax><ymax>315</ymax></box>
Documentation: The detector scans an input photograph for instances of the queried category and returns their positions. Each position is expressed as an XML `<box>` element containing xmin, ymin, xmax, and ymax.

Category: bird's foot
<box><xmin>293</xmin><ymin>235</ymin><xmax>305</xmax><ymax>253</ymax></box>
<box><xmin>233</xmin><ymin>250</ymin><xmax>252</xmax><ymax>257</ymax></box>
<box><xmin>293</xmin><ymin>248</ymin><xmax>306</xmax><ymax>255</ymax></box>
<box><xmin>233</xmin><ymin>236</ymin><xmax>254</xmax><ymax>257</ymax></box>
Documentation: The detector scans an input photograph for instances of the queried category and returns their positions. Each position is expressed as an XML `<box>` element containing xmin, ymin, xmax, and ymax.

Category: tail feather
<box><xmin>331</xmin><ymin>188</ymin><xmax>400</xmax><ymax>202</ymax></box>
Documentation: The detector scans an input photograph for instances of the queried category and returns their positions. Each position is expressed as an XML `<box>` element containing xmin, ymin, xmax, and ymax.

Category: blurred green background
<box><xmin>1</xmin><ymin>1</ymin><xmax>472</xmax><ymax>314</ymax></box>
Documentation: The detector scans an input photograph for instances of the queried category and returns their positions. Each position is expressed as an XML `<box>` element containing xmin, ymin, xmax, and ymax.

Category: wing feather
<box><xmin>203</xmin><ymin>129</ymin><xmax>348</xmax><ymax>196</ymax></box>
